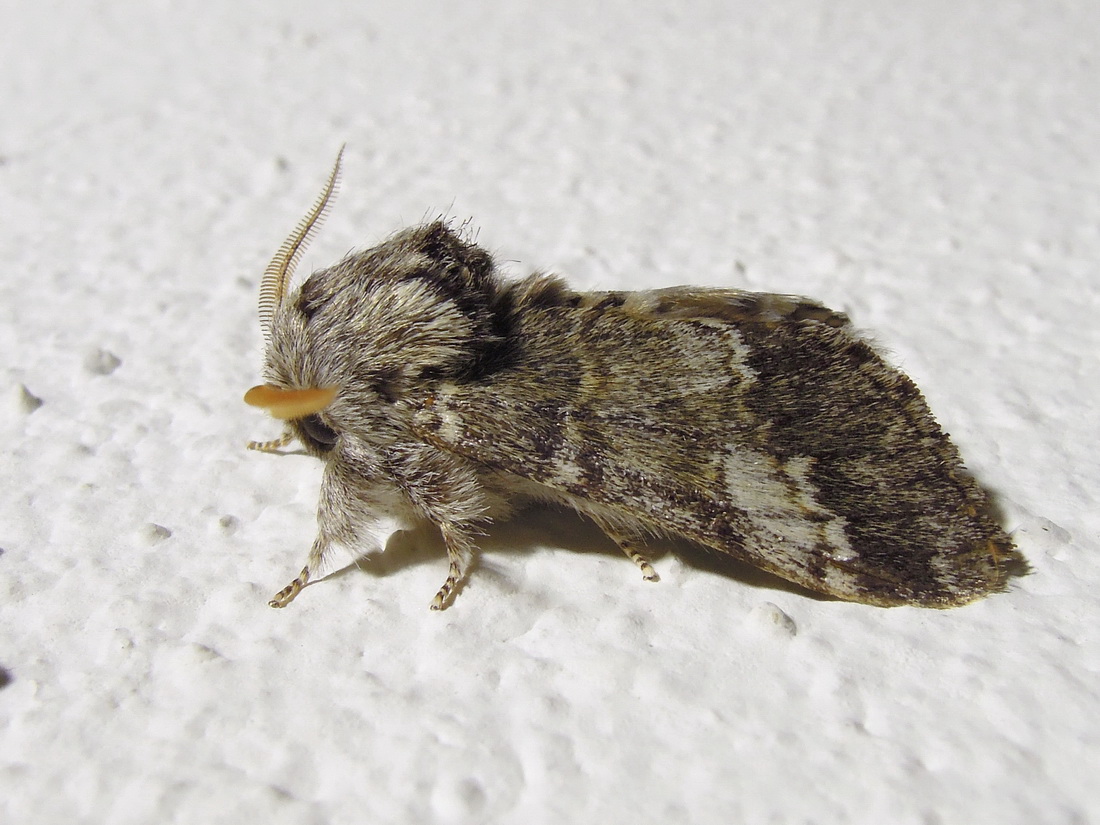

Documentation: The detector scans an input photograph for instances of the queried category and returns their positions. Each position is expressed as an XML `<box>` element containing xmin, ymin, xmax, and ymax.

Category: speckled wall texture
<box><xmin>2</xmin><ymin>2</ymin><xmax>1097</xmax><ymax>823</ymax></box>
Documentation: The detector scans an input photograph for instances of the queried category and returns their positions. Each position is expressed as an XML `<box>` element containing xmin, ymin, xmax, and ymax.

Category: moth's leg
<box><xmin>248</xmin><ymin>428</ymin><xmax>295</xmax><ymax>452</ymax></box>
<box><xmin>591</xmin><ymin>516</ymin><xmax>660</xmax><ymax>582</ymax></box>
<box><xmin>269</xmin><ymin>533</ymin><xmax>331</xmax><ymax>608</ymax></box>
<box><xmin>430</xmin><ymin>522</ymin><xmax>478</xmax><ymax>610</ymax></box>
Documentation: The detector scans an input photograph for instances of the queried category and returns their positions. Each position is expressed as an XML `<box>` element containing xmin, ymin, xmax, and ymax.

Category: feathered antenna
<box><xmin>257</xmin><ymin>145</ymin><xmax>345</xmax><ymax>340</ymax></box>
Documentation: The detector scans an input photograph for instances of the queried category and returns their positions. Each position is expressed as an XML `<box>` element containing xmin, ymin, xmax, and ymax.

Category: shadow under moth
<box><xmin>244</xmin><ymin>149</ymin><xmax>1022</xmax><ymax>611</ymax></box>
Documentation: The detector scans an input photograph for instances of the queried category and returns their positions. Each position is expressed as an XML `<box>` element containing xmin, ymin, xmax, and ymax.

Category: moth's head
<box><xmin>244</xmin><ymin>148</ymin><xmax>507</xmax><ymax>456</ymax></box>
<box><xmin>245</xmin><ymin>147</ymin><xmax>346</xmax><ymax>457</ymax></box>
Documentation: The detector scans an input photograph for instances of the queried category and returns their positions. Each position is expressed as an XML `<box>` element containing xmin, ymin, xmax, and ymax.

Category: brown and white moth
<box><xmin>244</xmin><ymin>149</ymin><xmax>1021</xmax><ymax>610</ymax></box>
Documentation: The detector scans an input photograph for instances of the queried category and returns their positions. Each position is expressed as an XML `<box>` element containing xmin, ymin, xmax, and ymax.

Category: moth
<box><xmin>244</xmin><ymin>149</ymin><xmax>1021</xmax><ymax>611</ymax></box>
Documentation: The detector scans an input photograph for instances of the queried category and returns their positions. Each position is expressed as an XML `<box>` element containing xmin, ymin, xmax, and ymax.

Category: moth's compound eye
<box><xmin>299</xmin><ymin>414</ymin><xmax>339</xmax><ymax>452</ymax></box>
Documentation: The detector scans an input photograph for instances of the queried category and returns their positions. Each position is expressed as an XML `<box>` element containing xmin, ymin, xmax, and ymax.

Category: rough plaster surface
<box><xmin>2</xmin><ymin>2</ymin><xmax>1097</xmax><ymax>823</ymax></box>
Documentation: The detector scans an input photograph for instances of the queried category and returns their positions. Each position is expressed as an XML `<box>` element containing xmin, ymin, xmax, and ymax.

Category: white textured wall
<box><xmin>2</xmin><ymin>2</ymin><xmax>1097</xmax><ymax>823</ymax></box>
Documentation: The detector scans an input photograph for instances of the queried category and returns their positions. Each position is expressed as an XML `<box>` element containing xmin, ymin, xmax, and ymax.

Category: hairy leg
<box><xmin>590</xmin><ymin>515</ymin><xmax>660</xmax><ymax>582</ymax></box>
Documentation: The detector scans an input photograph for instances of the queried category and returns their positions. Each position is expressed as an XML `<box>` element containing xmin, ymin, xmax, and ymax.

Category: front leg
<box><xmin>388</xmin><ymin>444</ymin><xmax>492</xmax><ymax>611</ymax></box>
<box><xmin>268</xmin><ymin>533</ymin><xmax>331</xmax><ymax>608</ymax></box>
<box><xmin>247</xmin><ymin>427</ymin><xmax>295</xmax><ymax>453</ymax></box>
<box><xmin>267</xmin><ymin>454</ymin><xmax>376</xmax><ymax>609</ymax></box>
<box><xmin>430</xmin><ymin>521</ymin><xmax>480</xmax><ymax>610</ymax></box>
<box><xmin>264</xmin><ymin>444</ymin><xmax>492</xmax><ymax>611</ymax></box>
